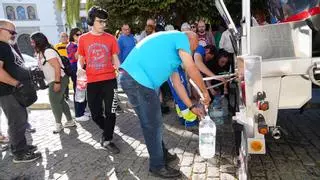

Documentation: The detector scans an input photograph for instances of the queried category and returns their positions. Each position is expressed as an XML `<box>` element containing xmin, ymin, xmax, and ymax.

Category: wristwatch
<box><xmin>54</xmin><ymin>81</ymin><xmax>61</xmax><ymax>84</ymax></box>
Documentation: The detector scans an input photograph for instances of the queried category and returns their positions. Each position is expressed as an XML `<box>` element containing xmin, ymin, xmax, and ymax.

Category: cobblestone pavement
<box><xmin>1</xmin><ymin>97</ymin><xmax>320</xmax><ymax>180</ymax></box>
<box><xmin>0</xmin><ymin>97</ymin><xmax>238</xmax><ymax>180</ymax></box>
<box><xmin>249</xmin><ymin>109</ymin><xmax>320</xmax><ymax>180</ymax></box>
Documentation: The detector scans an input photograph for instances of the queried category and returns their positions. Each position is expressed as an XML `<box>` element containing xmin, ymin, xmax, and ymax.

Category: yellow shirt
<box><xmin>54</xmin><ymin>42</ymin><xmax>68</xmax><ymax>57</ymax></box>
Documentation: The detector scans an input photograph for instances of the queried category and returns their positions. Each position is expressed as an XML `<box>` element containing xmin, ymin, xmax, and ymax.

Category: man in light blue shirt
<box><xmin>120</xmin><ymin>31</ymin><xmax>210</xmax><ymax>178</ymax></box>
<box><xmin>118</xmin><ymin>24</ymin><xmax>136</xmax><ymax>64</ymax></box>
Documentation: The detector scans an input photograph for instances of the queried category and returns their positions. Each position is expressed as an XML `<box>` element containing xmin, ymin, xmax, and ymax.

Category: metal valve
<box><xmin>254</xmin><ymin>91</ymin><xmax>266</xmax><ymax>102</ymax></box>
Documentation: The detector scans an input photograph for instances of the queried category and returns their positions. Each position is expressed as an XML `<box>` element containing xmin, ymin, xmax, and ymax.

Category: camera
<box><xmin>29</xmin><ymin>66</ymin><xmax>48</xmax><ymax>90</ymax></box>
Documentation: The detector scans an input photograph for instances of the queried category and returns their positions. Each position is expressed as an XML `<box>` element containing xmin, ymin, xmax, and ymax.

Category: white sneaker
<box><xmin>53</xmin><ymin>123</ymin><xmax>63</xmax><ymax>134</ymax></box>
<box><xmin>64</xmin><ymin>120</ymin><xmax>76</xmax><ymax>127</ymax></box>
<box><xmin>75</xmin><ymin>115</ymin><xmax>90</xmax><ymax>122</ymax></box>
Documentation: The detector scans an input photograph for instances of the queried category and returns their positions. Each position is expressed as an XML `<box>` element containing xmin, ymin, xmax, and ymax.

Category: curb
<box><xmin>29</xmin><ymin>93</ymin><xmax>129</xmax><ymax>110</ymax></box>
<box><xmin>29</xmin><ymin>103</ymin><xmax>51</xmax><ymax>110</ymax></box>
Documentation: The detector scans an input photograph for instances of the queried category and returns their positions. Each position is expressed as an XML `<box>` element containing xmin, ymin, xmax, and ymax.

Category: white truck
<box><xmin>214</xmin><ymin>0</ymin><xmax>320</xmax><ymax>179</ymax></box>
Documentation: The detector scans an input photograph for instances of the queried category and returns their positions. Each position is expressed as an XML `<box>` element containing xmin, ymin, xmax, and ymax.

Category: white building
<box><xmin>0</xmin><ymin>0</ymin><xmax>65</xmax><ymax>56</ymax></box>
<box><xmin>0</xmin><ymin>0</ymin><xmax>89</xmax><ymax>56</ymax></box>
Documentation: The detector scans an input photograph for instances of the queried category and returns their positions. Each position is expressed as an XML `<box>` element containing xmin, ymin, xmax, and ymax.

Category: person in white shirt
<box><xmin>30</xmin><ymin>32</ymin><xmax>76</xmax><ymax>134</ymax></box>
<box><xmin>219</xmin><ymin>29</ymin><xmax>234</xmax><ymax>54</ymax></box>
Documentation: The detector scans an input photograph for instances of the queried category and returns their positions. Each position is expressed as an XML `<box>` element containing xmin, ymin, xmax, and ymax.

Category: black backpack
<box><xmin>42</xmin><ymin>47</ymin><xmax>73</xmax><ymax>76</ymax></box>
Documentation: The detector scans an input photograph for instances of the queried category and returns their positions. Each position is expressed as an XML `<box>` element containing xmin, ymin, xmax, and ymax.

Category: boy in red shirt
<box><xmin>77</xmin><ymin>6</ymin><xmax>120</xmax><ymax>154</ymax></box>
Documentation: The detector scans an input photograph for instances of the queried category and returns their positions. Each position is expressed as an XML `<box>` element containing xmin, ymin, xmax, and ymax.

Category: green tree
<box><xmin>55</xmin><ymin>0</ymin><xmax>94</xmax><ymax>27</ymax></box>
<box><xmin>94</xmin><ymin>0</ymin><xmax>225</xmax><ymax>33</ymax></box>
<box><xmin>91</xmin><ymin>0</ymin><xmax>267</xmax><ymax>33</ymax></box>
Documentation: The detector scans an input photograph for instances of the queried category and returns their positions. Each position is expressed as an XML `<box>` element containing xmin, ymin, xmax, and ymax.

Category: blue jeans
<box><xmin>119</xmin><ymin>71</ymin><xmax>165</xmax><ymax>170</ymax></box>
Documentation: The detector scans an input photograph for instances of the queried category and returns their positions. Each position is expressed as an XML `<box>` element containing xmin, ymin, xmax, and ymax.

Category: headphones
<box><xmin>87</xmin><ymin>6</ymin><xmax>108</xmax><ymax>26</ymax></box>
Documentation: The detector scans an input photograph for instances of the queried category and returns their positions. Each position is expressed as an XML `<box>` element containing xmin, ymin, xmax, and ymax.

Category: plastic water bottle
<box><xmin>209</xmin><ymin>94</ymin><xmax>224</xmax><ymax>125</ymax></box>
<box><xmin>199</xmin><ymin>115</ymin><xmax>216</xmax><ymax>159</ymax></box>
<box><xmin>75</xmin><ymin>74</ymin><xmax>87</xmax><ymax>103</ymax></box>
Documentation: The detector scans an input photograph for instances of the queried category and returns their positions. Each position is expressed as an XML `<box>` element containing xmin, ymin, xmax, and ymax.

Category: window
<box><xmin>27</xmin><ymin>6</ymin><xmax>36</xmax><ymax>20</ymax></box>
<box><xmin>16</xmin><ymin>6</ymin><xmax>26</xmax><ymax>20</ymax></box>
<box><xmin>3</xmin><ymin>4</ymin><xmax>38</xmax><ymax>21</ymax></box>
<box><xmin>6</xmin><ymin>6</ymin><xmax>16</xmax><ymax>20</ymax></box>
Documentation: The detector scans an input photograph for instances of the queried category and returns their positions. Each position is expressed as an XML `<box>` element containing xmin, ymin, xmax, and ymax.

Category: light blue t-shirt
<box><xmin>120</xmin><ymin>31</ymin><xmax>191</xmax><ymax>89</ymax></box>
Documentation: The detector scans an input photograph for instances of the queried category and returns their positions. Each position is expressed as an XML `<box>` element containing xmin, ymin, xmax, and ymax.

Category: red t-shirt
<box><xmin>78</xmin><ymin>32</ymin><xmax>119</xmax><ymax>83</ymax></box>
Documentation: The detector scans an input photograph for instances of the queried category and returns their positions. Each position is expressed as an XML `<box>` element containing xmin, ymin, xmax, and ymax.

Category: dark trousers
<box><xmin>64</xmin><ymin>86</ymin><xmax>69</xmax><ymax>99</ymax></box>
<box><xmin>87</xmin><ymin>79</ymin><xmax>117</xmax><ymax>141</ymax></box>
<box><xmin>70</xmin><ymin>68</ymin><xmax>87</xmax><ymax>117</ymax></box>
<box><xmin>228</xmin><ymin>52</ymin><xmax>235</xmax><ymax>73</ymax></box>
<box><xmin>0</xmin><ymin>95</ymin><xmax>28</xmax><ymax>155</ymax></box>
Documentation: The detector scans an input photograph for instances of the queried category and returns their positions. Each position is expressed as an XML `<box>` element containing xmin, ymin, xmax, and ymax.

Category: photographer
<box><xmin>11</xmin><ymin>41</ymin><xmax>36</xmax><ymax>133</ymax></box>
<box><xmin>0</xmin><ymin>19</ymin><xmax>41</xmax><ymax>163</ymax></box>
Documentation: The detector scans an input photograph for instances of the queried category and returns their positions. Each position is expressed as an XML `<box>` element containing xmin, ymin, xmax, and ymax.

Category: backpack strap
<box><xmin>42</xmin><ymin>47</ymin><xmax>65</xmax><ymax>70</ymax></box>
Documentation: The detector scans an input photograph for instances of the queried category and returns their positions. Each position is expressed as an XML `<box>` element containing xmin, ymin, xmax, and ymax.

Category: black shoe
<box><xmin>27</xmin><ymin>145</ymin><xmax>38</xmax><ymax>152</ymax></box>
<box><xmin>26</xmin><ymin>128</ymin><xmax>36</xmax><ymax>133</ymax></box>
<box><xmin>13</xmin><ymin>152</ymin><xmax>41</xmax><ymax>163</ymax></box>
<box><xmin>9</xmin><ymin>145</ymin><xmax>38</xmax><ymax>156</ymax></box>
<box><xmin>149</xmin><ymin>166</ymin><xmax>181</xmax><ymax>178</ymax></box>
<box><xmin>165</xmin><ymin>152</ymin><xmax>178</xmax><ymax>164</ymax></box>
<box><xmin>102</xmin><ymin>142</ymin><xmax>120</xmax><ymax>154</ymax></box>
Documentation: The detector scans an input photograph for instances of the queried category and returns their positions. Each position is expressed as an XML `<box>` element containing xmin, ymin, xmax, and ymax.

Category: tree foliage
<box><xmin>94</xmin><ymin>0</ymin><xmax>228</xmax><ymax>33</ymax></box>
<box><xmin>56</xmin><ymin>0</ymin><xmax>268</xmax><ymax>33</ymax></box>
<box><xmin>93</xmin><ymin>0</ymin><xmax>268</xmax><ymax>33</ymax></box>
<box><xmin>56</xmin><ymin>0</ymin><xmax>81</xmax><ymax>27</ymax></box>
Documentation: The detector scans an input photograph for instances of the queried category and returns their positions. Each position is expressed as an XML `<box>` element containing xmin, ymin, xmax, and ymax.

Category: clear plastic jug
<box><xmin>199</xmin><ymin>115</ymin><xmax>216</xmax><ymax>159</ymax></box>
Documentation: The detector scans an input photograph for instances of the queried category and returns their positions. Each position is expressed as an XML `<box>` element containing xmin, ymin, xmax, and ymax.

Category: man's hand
<box><xmin>190</xmin><ymin>105</ymin><xmax>206</xmax><ymax>119</ymax></box>
<box><xmin>14</xmin><ymin>81</ymin><xmax>24</xmax><ymax>92</ymax></box>
<box><xmin>112</xmin><ymin>54</ymin><xmax>121</xmax><ymax>70</ymax></box>
<box><xmin>201</xmin><ymin>92</ymin><xmax>211</xmax><ymax>106</ymax></box>
<box><xmin>53</xmin><ymin>83</ymin><xmax>61</xmax><ymax>92</ymax></box>
<box><xmin>218</xmin><ymin>77</ymin><xmax>226</xmax><ymax>82</ymax></box>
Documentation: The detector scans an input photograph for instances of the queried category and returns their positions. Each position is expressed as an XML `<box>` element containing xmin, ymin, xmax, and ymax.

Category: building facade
<box><xmin>0</xmin><ymin>0</ymin><xmax>65</xmax><ymax>56</ymax></box>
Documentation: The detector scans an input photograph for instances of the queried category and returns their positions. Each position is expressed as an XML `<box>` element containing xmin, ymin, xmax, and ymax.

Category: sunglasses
<box><xmin>0</xmin><ymin>28</ymin><xmax>17</xmax><ymax>35</ymax></box>
<box><xmin>75</xmin><ymin>33</ymin><xmax>82</xmax><ymax>36</ymax></box>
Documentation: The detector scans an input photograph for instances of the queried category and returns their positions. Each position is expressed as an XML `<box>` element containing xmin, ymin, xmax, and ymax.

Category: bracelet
<box><xmin>54</xmin><ymin>81</ymin><xmax>61</xmax><ymax>84</ymax></box>
<box><xmin>188</xmin><ymin>104</ymin><xmax>197</xmax><ymax>111</ymax></box>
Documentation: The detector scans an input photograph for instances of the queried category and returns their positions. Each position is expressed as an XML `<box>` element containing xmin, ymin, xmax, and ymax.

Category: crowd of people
<box><xmin>0</xmin><ymin>5</ymin><xmax>235</xmax><ymax>178</ymax></box>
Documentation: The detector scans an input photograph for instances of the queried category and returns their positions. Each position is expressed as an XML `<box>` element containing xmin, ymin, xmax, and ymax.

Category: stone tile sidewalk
<box><xmin>249</xmin><ymin>109</ymin><xmax>320</xmax><ymax>180</ymax></box>
<box><xmin>2</xmin><ymin>94</ymin><xmax>320</xmax><ymax>180</ymax></box>
<box><xmin>0</xmin><ymin>97</ymin><xmax>237</xmax><ymax>180</ymax></box>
